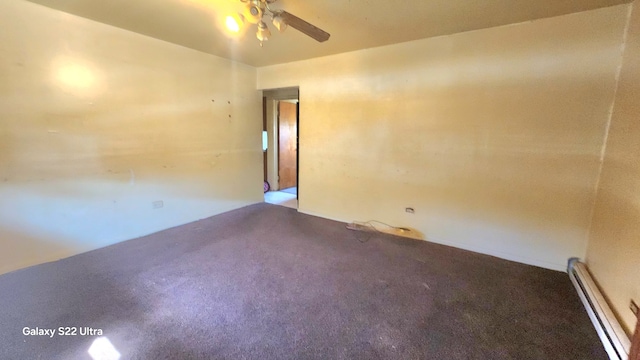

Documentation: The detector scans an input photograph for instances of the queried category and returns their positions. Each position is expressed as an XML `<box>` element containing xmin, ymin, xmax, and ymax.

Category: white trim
<box><xmin>568</xmin><ymin>259</ymin><xmax>630</xmax><ymax>360</ymax></box>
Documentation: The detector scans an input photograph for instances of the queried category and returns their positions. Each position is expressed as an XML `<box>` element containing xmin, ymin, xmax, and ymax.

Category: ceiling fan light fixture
<box><xmin>256</xmin><ymin>21</ymin><xmax>271</xmax><ymax>41</ymax></box>
<box><xmin>232</xmin><ymin>0</ymin><xmax>330</xmax><ymax>44</ymax></box>
<box><xmin>272</xmin><ymin>14</ymin><xmax>287</xmax><ymax>32</ymax></box>
<box><xmin>225</xmin><ymin>14</ymin><xmax>243</xmax><ymax>33</ymax></box>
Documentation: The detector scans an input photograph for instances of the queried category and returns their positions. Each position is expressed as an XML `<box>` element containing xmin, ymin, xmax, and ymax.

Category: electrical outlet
<box><xmin>405</xmin><ymin>207</ymin><xmax>415</xmax><ymax>214</ymax></box>
<box><xmin>631</xmin><ymin>300</ymin><xmax>639</xmax><ymax>316</ymax></box>
<box><xmin>152</xmin><ymin>200</ymin><xmax>164</xmax><ymax>209</ymax></box>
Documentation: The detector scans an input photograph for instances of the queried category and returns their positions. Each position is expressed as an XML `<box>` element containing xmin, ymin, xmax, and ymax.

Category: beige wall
<box><xmin>258</xmin><ymin>5</ymin><xmax>630</xmax><ymax>271</ymax></box>
<box><xmin>0</xmin><ymin>0</ymin><xmax>262</xmax><ymax>274</ymax></box>
<box><xmin>587</xmin><ymin>1</ymin><xmax>639</xmax><ymax>336</ymax></box>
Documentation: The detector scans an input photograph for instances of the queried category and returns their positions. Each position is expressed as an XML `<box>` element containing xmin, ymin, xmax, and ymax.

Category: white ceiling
<box><xmin>25</xmin><ymin>0</ymin><xmax>631</xmax><ymax>67</ymax></box>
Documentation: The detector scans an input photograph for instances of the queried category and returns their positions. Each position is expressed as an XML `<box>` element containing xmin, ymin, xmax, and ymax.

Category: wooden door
<box><xmin>278</xmin><ymin>101</ymin><xmax>297</xmax><ymax>190</ymax></box>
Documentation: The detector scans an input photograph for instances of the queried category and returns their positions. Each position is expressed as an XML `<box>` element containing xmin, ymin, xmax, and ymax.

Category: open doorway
<box><xmin>262</xmin><ymin>87</ymin><xmax>299</xmax><ymax>209</ymax></box>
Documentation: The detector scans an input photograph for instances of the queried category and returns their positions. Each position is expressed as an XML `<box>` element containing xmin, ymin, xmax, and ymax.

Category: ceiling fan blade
<box><xmin>279</xmin><ymin>11</ymin><xmax>330</xmax><ymax>42</ymax></box>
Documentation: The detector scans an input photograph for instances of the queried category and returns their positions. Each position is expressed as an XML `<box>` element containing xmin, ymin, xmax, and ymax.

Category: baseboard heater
<box><xmin>568</xmin><ymin>258</ymin><xmax>630</xmax><ymax>360</ymax></box>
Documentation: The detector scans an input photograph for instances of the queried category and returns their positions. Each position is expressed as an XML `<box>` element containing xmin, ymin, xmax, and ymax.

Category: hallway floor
<box><xmin>264</xmin><ymin>190</ymin><xmax>297</xmax><ymax>209</ymax></box>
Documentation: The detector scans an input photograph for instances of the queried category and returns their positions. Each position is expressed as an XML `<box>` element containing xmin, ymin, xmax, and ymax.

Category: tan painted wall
<box><xmin>587</xmin><ymin>1</ymin><xmax>639</xmax><ymax>336</ymax></box>
<box><xmin>257</xmin><ymin>5</ymin><xmax>630</xmax><ymax>271</ymax></box>
<box><xmin>0</xmin><ymin>0</ymin><xmax>262</xmax><ymax>274</ymax></box>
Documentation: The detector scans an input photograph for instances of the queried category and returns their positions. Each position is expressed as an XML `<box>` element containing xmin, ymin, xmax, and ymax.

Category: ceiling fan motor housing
<box><xmin>244</xmin><ymin>1</ymin><xmax>263</xmax><ymax>24</ymax></box>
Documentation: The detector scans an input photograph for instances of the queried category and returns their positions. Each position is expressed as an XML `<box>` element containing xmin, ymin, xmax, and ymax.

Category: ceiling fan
<box><xmin>234</xmin><ymin>0</ymin><xmax>330</xmax><ymax>44</ymax></box>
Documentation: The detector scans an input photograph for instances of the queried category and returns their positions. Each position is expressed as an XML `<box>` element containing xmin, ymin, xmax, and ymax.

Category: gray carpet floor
<box><xmin>0</xmin><ymin>203</ymin><xmax>606</xmax><ymax>359</ymax></box>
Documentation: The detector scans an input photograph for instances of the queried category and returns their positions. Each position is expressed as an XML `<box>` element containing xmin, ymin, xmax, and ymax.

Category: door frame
<box><xmin>296</xmin><ymin>101</ymin><xmax>299</xmax><ymax>200</ymax></box>
<box><xmin>262</xmin><ymin>87</ymin><xmax>300</xmax><ymax>201</ymax></box>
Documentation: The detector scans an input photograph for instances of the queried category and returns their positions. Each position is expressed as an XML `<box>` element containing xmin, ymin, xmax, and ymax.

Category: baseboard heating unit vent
<box><xmin>568</xmin><ymin>258</ymin><xmax>630</xmax><ymax>360</ymax></box>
